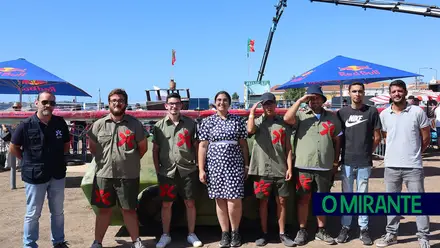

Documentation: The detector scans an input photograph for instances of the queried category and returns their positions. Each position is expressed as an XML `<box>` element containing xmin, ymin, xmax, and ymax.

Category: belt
<box><xmin>210</xmin><ymin>140</ymin><xmax>238</xmax><ymax>145</ymax></box>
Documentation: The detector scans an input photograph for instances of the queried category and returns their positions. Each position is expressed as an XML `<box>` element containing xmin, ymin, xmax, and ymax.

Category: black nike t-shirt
<box><xmin>337</xmin><ymin>105</ymin><xmax>381</xmax><ymax>166</ymax></box>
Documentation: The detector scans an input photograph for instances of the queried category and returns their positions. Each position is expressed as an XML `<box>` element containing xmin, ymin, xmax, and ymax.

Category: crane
<box><xmin>310</xmin><ymin>0</ymin><xmax>440</xmax><ymax>18</ymax></box>
<box><xmin>256</xmin><ymin>0</ymin><xmax>288</xmax><ymax>82</ymax></box>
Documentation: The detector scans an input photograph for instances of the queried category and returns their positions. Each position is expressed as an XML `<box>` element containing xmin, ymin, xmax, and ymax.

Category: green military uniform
<box><xmin>293</xmin><ymin>107</ymin><xmax>342</xmax><ymax>194</ymax></box>
<box><xmin>153</xmin><ymin>115</ymin><xmax>199</xmax><ymax>202</ymax></box>
<box><xmin>249</xmin><ymin>115</ymin><xmax>293</xmax><ymax>199</ymax></box>
<box><xmin>88</xmin><ymin>114</ymin><xmax>146</xmax><ymax>209</ymax></box>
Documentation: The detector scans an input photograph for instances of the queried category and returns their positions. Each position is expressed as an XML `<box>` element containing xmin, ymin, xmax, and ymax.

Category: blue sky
<box><xmin>0</xmin><ymin>0</ymin><xmax>438</xmax><ymax>104</ymax></box>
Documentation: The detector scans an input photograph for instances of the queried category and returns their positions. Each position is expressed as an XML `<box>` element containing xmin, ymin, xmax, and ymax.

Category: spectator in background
<box><xmin>434</xmin><ymin>101</ymin><xmax>440</xmax><ymax>149</ymax></box>
<box><xmin>407</xmin><ymin>95</ymin><xmax>415</xmax><ymax>105</ymax></box>
<box><xmin>2</xmin><ymin>102</ymin><xmax>23</xmax><ymax>171</ymax></box>
<box><xmin>70</xmin><ymin>120</ymin><xmax>87</xmax><ymax>155</ymax></box>
<box><xmin>135</xmin><ymin>103</ymin><xmax>143</xmax><ymax>111</ymax></box>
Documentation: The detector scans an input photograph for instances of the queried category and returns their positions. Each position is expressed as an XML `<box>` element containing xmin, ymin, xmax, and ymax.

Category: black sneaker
<box><xmin>335</xmin><ymin>226</ymin><xmax>350</xmax><ymax>243</ymax></box>
<box><xmin>219</xmin><ymin>232</ymin><xmax>230</xmax><ymax>248</ymax></box>
<box><xmin>255</xmin><ymin>233</ymin><xmax>268</xmax><ymax>246</ymax></box>
<box><xmin>293</xmin><ymin>228</ymin><xmax>308</xmax><ymax>246</ymax></box>
<box><xmin>315</xmin><ymin>227</ymin><xmax>336</xmax><ymax>245</ymax></box>
<box><xmin>53</xmin><ymin>241</ymin><xmax>69</xmax><ymax>248</ymax></box>
<box><xmin>360</xmin><ymin>229</ymin><xmax>373</xmax><ymax>246</ymax></box>
<box><xmin>230</xmin><ymin>231</ymin><xmax>242</xmax><ymax>247</ymax></box>
<box><xmin>280</xmin><ymin>234</ymin><xmax>295</xmax><ymax>247</ymax></box>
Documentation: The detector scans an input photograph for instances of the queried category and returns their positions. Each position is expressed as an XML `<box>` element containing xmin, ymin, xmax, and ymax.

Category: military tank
<box><xmin>80</xmin><ymin>127</ymin><xmax>298</xmax><ymax>228</ymax></box>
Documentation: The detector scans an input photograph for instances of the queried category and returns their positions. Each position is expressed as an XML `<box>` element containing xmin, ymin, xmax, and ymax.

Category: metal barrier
<box><xmin>373</xmin><ymin>140</ymin><xmax>386</xmax><ymax>158</ymax></box>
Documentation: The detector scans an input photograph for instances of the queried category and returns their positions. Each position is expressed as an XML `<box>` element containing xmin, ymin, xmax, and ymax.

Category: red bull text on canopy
<box><xmin>338</xmin><ymin>65</ymin><xmax>380</xmax><ymax>77</ymax></box>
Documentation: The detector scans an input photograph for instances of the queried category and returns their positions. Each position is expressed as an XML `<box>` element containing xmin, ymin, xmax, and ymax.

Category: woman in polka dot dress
<box><xmin>198</xmin><ymin>91</ymin><xmax>249</xmax><ymax>248</ymax></box>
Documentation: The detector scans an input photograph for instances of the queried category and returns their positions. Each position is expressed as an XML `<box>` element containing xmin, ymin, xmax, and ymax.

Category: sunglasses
<box><xmin>41</xmin><ymin>100</ymin><xmax>56</xmax><ymax>106</ymax></box>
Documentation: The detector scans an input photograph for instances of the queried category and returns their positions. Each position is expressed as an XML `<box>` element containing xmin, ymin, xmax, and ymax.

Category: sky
<box><xmin>0</xmin><ymin>0</ymin><xmax>439</xmax><ymax>104</ymax></box>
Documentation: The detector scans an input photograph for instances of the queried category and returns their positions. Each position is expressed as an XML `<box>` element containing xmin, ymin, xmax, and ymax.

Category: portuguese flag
<box><xmin>247</xmin><ymin>38</ymin><xmax>255</xmax><ymax>57</ymax></box>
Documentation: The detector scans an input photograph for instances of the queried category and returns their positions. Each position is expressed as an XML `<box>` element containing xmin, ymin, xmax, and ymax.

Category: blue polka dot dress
<box><xmin>198</xmin><ymin>113</ymin><xmax>247</xmax><ymax>199</ymax></box>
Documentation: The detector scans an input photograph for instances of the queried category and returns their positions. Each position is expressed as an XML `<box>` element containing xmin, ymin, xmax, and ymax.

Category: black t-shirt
<box><xmin>337</xmin><ymin>105</ymin><xmax>381</xmax><ymax>166</ymax></box>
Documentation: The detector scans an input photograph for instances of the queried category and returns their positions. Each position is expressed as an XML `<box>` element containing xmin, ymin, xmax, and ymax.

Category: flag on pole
<box><xmin>247</xmin><ymin>39</ymin><xmax>255</xmax><ymax>57</ymax></box>
<box><xmin>171</xmin><ymin>49</ymin><xmax>176</xmax><ymax>65</ymax></box>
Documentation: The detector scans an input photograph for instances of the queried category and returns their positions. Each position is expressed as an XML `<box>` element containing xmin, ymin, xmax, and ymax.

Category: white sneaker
<box><xmin>133</xmin><ymin>238</ymin><xmax>147</xmax><ymax>248</ymax></box>
<box><xmin>156</xmin><ymin>234</ymin><xmax>172</xmax><ymax>248</ymax></box>
<box><xmin>187</xmin><ymin>233</ymin><xmax>203</xmax><ymax>247</ymax></box>
<box><xmin>90</xmin><ymin>241</ymin><xmax>103</xmax><ymax>248</ymax></box>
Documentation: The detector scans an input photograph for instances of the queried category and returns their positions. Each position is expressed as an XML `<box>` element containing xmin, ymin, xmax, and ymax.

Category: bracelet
<box><xmin>248</xmin><ymin>114</ymin><xmax>254</xmax><ymax>118</ymax></box>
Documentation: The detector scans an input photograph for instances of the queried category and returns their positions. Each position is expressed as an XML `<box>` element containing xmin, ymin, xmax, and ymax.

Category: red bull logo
<box><xmin>291</xmin><ymin>70</ymin><xmax>314</xmax><ymax>83</ymax></box>
<box><xmin>338</xmin><ymin>65</ymin><xmax>380</xmax><ymax>77</ymax></box>
<box><xmin>0</xmin><ymin>67</ymin><xmax>27</xmax><ymax>77</ymax></box>
<box><xmin>22</xmin><ymin>80</ymin><xmax>47</xmax><ymax>86</ymax></box>
<box><xmin>338</xmin><ymin>65</ymin><xmax>371</xmax><ymax>71</ymax></box>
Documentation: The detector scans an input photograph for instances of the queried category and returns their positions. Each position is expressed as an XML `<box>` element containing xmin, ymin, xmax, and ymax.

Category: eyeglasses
<box><xmin>41</xmin><ymin>100</ymin><xmax>56</xmax><ymax>106</ymax></box>
<box><xmin>110</xmin><ymin>99</ymin><xmax>125</xmax><ymax>104</ymax></box>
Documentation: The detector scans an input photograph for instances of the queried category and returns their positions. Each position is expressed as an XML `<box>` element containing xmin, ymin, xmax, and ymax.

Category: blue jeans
<box><xmin>23</xmin><ymin>178</ymin><xmax>66</xmax><ymax>248</ymax></box>
<box><xmin>340</xmin><ymin>164</ymin><xmax>371</xmax><ymax>230</ymax></box>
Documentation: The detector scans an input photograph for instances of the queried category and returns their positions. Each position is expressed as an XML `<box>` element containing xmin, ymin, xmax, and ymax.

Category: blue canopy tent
<box><xmin>0</xmin><ymin>58</ymin><xmax>91</xmax><ymax>104</ymax></box>
<box><xmin>277</xmin><ymin>55</ymin><xmax>421</xmax><ymax>106</ymax></box>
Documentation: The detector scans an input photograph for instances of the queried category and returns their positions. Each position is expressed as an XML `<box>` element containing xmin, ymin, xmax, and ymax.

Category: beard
<box><xmin>41</xmin><ymin>109</ymin><xmax>52</xmax><ymax>116</ymax></box>
<box><xmin>110</xmin><ymin>106</ymin><xmax>126</xmax><ymax>116</ymax></box>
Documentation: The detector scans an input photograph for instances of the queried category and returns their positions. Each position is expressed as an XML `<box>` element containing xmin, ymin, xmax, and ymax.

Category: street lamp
<box><xmin>419</xmin><ymin>67</ymin><xmax>438</xmax><ymax>86</ymax></box>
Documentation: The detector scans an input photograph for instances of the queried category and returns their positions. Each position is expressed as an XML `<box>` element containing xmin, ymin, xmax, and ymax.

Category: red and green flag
<box><xmin>171</xmin><ymin>49</ymin><xmax>176</xmax><ymax>65</ymax></box>
<box><xmin>247</xmin><ymin>39</ymin><xmax>255</xmax><ymax>57</ymax></box>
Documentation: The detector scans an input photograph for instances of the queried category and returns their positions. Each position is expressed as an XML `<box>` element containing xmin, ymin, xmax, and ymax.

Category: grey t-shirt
<box><xmin>380</xmin><ymin>105</ymin><xmax>430</xmax><ymax>168</ymax></box>
<box><xmin>337</xmin><ymin>105</ymin><xmax>381</xmax><ymax>166</ymax></box>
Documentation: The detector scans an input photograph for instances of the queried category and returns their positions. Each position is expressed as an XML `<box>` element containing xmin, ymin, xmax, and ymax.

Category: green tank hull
<box><xmin>80</xmin><ymin>137</ymin><xmax>298</xmax><ymax>227</ymax></box>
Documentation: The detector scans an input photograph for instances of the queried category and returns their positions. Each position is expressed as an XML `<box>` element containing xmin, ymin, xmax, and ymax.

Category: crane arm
<box><xmin>310</xmin><ymin>0</ymin><xmax>440</xmax><ymax>18</ymax></box>
<box><xmin>256</xmin><ymin>0</ymin><xmax>288</xmax><ymax>82</ymax></box>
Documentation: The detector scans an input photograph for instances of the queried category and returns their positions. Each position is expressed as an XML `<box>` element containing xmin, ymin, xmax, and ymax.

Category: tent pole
<box><xmin>19</xmin><ymin>81</ymin><xmax>23</xmax><ymax>105</ymax></box>
<box><xmin>339</xmin><ymin>83</ymin><xmax>343</xmax><ymax>108</ymax></box>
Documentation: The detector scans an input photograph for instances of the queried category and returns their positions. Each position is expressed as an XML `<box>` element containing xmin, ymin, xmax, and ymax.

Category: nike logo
<box><xmin>345</xmin><ymin>119</ymin><xmax>368</xmax><ymax>127</ymax></box>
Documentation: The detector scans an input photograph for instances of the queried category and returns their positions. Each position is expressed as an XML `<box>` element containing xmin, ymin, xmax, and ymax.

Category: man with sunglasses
<box><xmin>88</xmin><ymin>89</ymin><xmax>148</xmax><ymax>248</ymax></box>
<box><xmin>9</xmin><ymin>91</ymin><xmax>71</xmax><ymax>248</ymax></box>
<box><xmin>152</xmin><ymin>93</ymin><xmax>202</xmax><ymax>248</ymax></box>
<box><xmin>247</xmin><ymin>92</ymin><xmax>294</xmax><ymax>247</ymax></box>
<box><xmin>335</xmin><ymin>82</ymin><xmax>381</xmax><ymax>245</ymax></box>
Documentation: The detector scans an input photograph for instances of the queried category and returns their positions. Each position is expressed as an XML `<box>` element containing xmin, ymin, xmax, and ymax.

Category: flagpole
<box><xmin>247</xmin><ymin>53</ymin><xmax>250</xmax><ymax>78</ymax></box>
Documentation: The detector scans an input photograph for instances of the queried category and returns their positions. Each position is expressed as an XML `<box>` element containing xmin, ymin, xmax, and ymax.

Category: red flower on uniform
<box><xmin>95</xmin><ymin>189</ymin><xmax>111</xmax><ymax>205</ymax></box>
<box><xmin>117</xmin><ymin>129</ymin><xmax>135</xmax><ymax>148</ymax></box>
<box><xmin>254</xmin><ymin>180</ymin><xmax>271</xmax><ymax>196</ymax></box>
<box><xmin>296</xmin><ymin>174</ymin><xmax>312</xmax><ymax>191</ymax></box>
<box><xmin>320</xmin><ymin>121</ymin><xmax>335</xmax><ymax>136</ymax></box>
<box><xmin>272</xmin><ymin>128</ymin><xmax>285</xmax><ymax>145</ymax></box>
<box><xmin>159</xmin><ymin>184</ymin><xmax>176</xmax><ymax>199</ymax></box>
<box><xmin>177</xmin><ymin>129</ymin><xmax>191</xmax><ymax>148</ymax></box>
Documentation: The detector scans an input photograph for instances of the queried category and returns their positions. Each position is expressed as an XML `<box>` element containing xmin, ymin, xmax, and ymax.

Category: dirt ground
<box><xmin>1</xmin><ymin>152</ymin><xmax>440</xmax><ymax>248</ymax></box>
